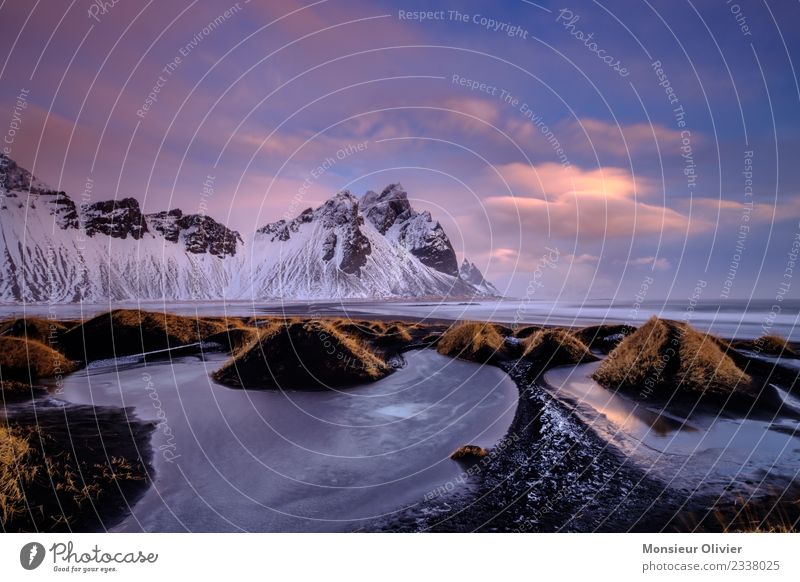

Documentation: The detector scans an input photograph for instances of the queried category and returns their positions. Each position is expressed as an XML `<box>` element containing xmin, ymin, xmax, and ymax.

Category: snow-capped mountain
<box><xmin>242</xmin><ymin>189</ymin><xmax>477</xmax><ymax>299</ymax></box>
<box><xmin>0</xmin><ymin>155</ymin><xmax>239</xmax><ymax>302</ymax></box>
<box><xmin>459</xmin><ymin>258</ymin><xmax>500</xmax><ymax>296</ymax></box>
<box><xmin>362</xmin><ymin>184</ymin><xmax>459</xmax><ymax>276</ymax></box>
<box><xmin>0</xmin><ymin>155</ymin><xmax>498</xmax><ymax>302</ymax></box>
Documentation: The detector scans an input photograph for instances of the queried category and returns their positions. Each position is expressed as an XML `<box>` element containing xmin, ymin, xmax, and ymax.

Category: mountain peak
<box><xmin>2</xmin><ymin>155</ymin><xmax>496</xmax><ymax>301</ymax></box>
<box><xmin>362</xmin><ymin>185</ymin><xmax>412</xmax><ymax>235</ymax></box>
<box><xmin>0</xmin><ymin>154</ymin><xmax>79</xmax><ymax>229</ymax></box>
<box><xmin>360</xmin><ymin>184</ymin><xmax>459</xmax><ymax>276</ymax></box>
<box><xmin>147</xmin><ymin>209</ymin><xmax>243</xmax><ymax>258</ymax></box>
<box><xmin>82</xmin><ymin>197</ymin><xmax>148</xmax><ymax>240</ymax></box>
<box><xmin>459</xmin><ymin>258</ymin><xmax>499</xmax><ymax>296</ymax></box>
<box><xmin>320</xmin><ymin>190</ymin><xmax>362</xmax><ymax>228</ymax></box>
<box><xmin>0</xmin><ymin>153</ymin><xmax>56</xmax><ymax>196</ymax></box>
<box><xmin>246</xmin><ymin>184</ymin><xmax>497</xmax><ymax>298</ymax></box>
<box><xmin>362</xmin><ymin>183</ymin><xmax>406</xmax><ymax>204</ymax></box>
<box><xmin>256</xmin><ymin>189</ymin><xmax>371</xmax><ymax>275</ymax></box>
<box><xmin>379</xmin><ymin>182</ymin><xmax>407</xmax><ymax>199</ymax></box>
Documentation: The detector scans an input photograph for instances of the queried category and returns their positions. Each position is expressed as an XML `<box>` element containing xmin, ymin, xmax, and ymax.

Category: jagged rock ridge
<box><xmin>147</xmin><ymin>209</ymin><xmax>243</xmax><ymax>258</ymax></box>
<box><xmin>0</xmin><ymin>155</ymin><xmax>498</xmax><ymax>302</ymax></box>
<box><xmin>459</xmin><ymin>258</ymin><xmax>500</xmax><ymax>296</ymax></box>
<box><xmin>362</xmin><ymin>184</ymin><xmax>459</xmax><ymax>276</ymax></box>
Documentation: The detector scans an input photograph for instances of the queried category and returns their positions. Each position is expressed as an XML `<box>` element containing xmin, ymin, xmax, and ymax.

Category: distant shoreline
<box><xmin>1</xmin><ymin>298</ymin><xmax>799</xmax><ymax>341</ymax></box>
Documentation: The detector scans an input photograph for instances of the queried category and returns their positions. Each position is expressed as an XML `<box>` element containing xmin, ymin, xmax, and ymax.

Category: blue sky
<box><xmin>1</xmin><ymin>0</ymin><xmax>799</xmax><ymax>301</ymax></box>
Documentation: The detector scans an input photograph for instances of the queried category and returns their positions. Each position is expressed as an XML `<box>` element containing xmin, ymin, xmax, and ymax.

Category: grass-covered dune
<box><xmin>731</xmin><ymin>334</ymin><xmax>798</xmax><ymax>357</ymax></box>
<box><xmin>436</xmin><ymin>322</ymin><xmax>512</xmax><ymax>364</ymax></box>
<box><xmin>0</xmin><ymin>317</ymin><xmax>74</xmax><ymax>345</ymax></box>
<box><xmin>0</xmin><ymin>311</ymin><xmax>421</xmax><ymax>393</ymax></box>
<box><xmin>0</xmin><ymin>336</ymin><xmax>78</xmax><ymax>381</ymax></box>
<box><xmin>521</xmin><ymin>329</ymin><xmax>598</xmax><ymax>367</ymax></box>
<box><xmin>201</xmin><ymin>319</ymin><xmax>260</xmax><ymax>353</ymax></box>
<box><xmin>1</xmin><ymin>405</ymin><xmax>153</xmax><ymax>532</ymax></box>
<box><xmin>512</xmin><ymin>325</ymin><xmax>544</xmax><ymax>339</ymax></box>
<box><xmin>573</xmin><ymin>324</ymin><xmax>636</xmax><ymax>354</ymax></box>
<box><xmin>213</xmin><ymin>319</ymin><xmax>392</xmax><ymax>389</ymax></box>
<box><xmin>0</xmin><ymin>335</ymin><xmax>78</xmax><ymax>402</ymax></box>
<box><xmin>60</xmin><ymin>309</ymin><xmax>243</xmax><ymax>361</ymax></box>
<box><xmin>592</xmin><ymin>316</ymin><xmax>755</xmax><ymax>402</ymax></box>
<box><xmin>5</xmin><ymin>310</ymin><xmax>792</xmax><ymax>403</ymax></box>
<box><xmin>326</xmin><ymin>319</ymin><xmax>418</xmax><ymax>350</ymax></box>
<box><xmin>436</xmin><ymin>322</ymin><xmax>597</xmax><ymax>369</ymax></box>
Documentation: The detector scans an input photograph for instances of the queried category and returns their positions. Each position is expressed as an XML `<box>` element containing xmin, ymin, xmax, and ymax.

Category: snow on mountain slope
<box><xmin>0</xmin><ymin>155</ymin><xmax>499</xmax><ymax>302</ymax></box>
<box><xmin>241</xmin><ymin>191</ymin><xmax>475</xmax><ymax>299</ymax></box>
<box><xmin>459</xmin><ymin>258</ymin><xmax>500</xmax><ymax>296</ymax></box>
<box><xmin>0</xmin><ymin>154</ymin><xmax>240</xmax><ymax>302</ymax></box>
<box><xmin>362</xmin><ymin>184</ymin><xmax>459</xmax><ymax>276</ymax></box>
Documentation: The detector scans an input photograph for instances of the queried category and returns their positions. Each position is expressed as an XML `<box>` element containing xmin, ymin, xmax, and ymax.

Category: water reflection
<box><xmin>543</xmin><ymin>362</ymin><xmax>800</xmax><ymax>497</ymax></box>
<box><xmin>545</xmin><ymin>362</ymin><xmax>696</xmax><ymax>437</ymax></box>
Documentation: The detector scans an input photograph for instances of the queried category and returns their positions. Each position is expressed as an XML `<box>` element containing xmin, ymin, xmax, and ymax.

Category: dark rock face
<box><xmin>338</xmin><ymin>226</ymin><xmax>371</xmax><ymax>274</ymax></box>
<box><xmin>49</xmin><ymin>194</ymin><xmax>79</xmax><ymax>229</ymax></box>
<box><xmin>1</xmin><ymin>154</ymin><xmax>79</xmax><ymax>229</ymax></box>
<box><xmin>256</xmin><ymin>207</ymin><xmax>313</xmax><ymax>242</ymax></box>
<box><xmin>184</xmin><ymin>215</ymin><xmax>243</xmax><ymax>257</ymax></box>
<box><xmin>82</xmin><ymin>198</ymin><xmax>148</xmax><ymax>240</ymax></box>
<box><xmin>0</xmin><ymin>154</ymin><xmax>54</xmax><ymax>196</ymax></box>
<box><xmin>321</xmin><ymin>192</ymin><xmax>371</xmax><ymax>274</ymax></box>
<box><xmin>362</xmin><ymin>183</ymin><xmax>459</xmax><ymax>276</ymax></box>
<box><xmin>322</xmin><ymin>232</ymin><xmax>337</xmax><ymax>262</ymax></box>
<box><xmin>459</xmin><ymin>258</ymin><xmax>483</xmax><ymax>286</ymax></box>
<box><xmin>257</xmin><ymin>192</ymin><xmax>373</xmax><ymax>275</ymax></box>
<box><xmin>258</xmin><ymin>220</ymin><xmax>291</xmax><ymax>242</ymax></box>
<box><xmin>146</xmin><ymin>208</ymin><xmax>183</xmax><ymax>242</ymax></box>
<box><xmin>319</xmin><ymin>192</ymin><xmax>361</xmax><ymax>228</ymax></box>
<box><xmin>361</xmin><ymin>185</ymin><xmax>413</xmax><ymax>234</ymax></box>
<box><xmin>400</xmin><ymin>215</ymin><xmax>459</xmax><ymax>276</ymax></box>
<box><xmin>147</xmin><ymin>209</ymin><xmax>243</xmax><ymax>258</ymax></box>
<box><xmin>459</xmin><ymin>258</ymin><xmax>499</xmax><ymax>295</ymax></box>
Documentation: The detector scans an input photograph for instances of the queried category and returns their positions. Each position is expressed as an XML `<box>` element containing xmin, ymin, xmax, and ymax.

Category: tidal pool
<box><xmin>544</xmin><ymin>362</ymin><xmax>800</xmax><ymax>498</ymax></box>
<box><xmin>48</xmin><ymin>349</ymin><xmax>518</xmax><ymax>532</ymax></box>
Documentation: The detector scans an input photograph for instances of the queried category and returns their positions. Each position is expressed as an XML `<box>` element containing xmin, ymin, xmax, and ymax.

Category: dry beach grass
<box><xmin>60</xmin><ymin>309</ymin><xmax>234</xmax><ymax>361</ymax></box>
<box><xmin>436</xmin><ymin>321</ymin><xmax>510</xmax><ymax>363</ymax></box>
<box><xmin>0</xmin><ymin>336</ymin><xmax>78</xmax><ymax>381</ymax></box>
<box><xmin>0</xmin><ymin>407</ymin><xmax>153</xmax><ymax>532</ymax></box>
<box><xmin>0</xmin><ymin>316</ymin><xmax>74</xmax><ymax>344</ymax></box>
<box><xmin>0</xmin><ymin>425</ymin><xmax>33</xmax><ymax>525</ymax></box>
<box><xmin>592</xmin><ymin>316</ymin><xmax>753</xmax><ymax>401</ymax></box>
<box><xmin>521</xmin><ymin>328</ymin><xmax>597</xmax><ymax>366</ymax></box>
<box><xmin>213</xmin><ymin>318</ymin><xmax>391</xmax><ymax>389</ymax></box>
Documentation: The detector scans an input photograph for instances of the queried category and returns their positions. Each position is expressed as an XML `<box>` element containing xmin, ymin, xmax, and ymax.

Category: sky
<box><xmin>1</xmin><ymin>0</ymin><xmax>799</xmax><ymax>302</ymax></box>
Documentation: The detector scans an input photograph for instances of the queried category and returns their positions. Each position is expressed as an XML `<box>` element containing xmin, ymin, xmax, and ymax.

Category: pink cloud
<box><xmin>486</xmin><ymin>162</ymin><xmax>701</xmax><ymax>240</ymax></box>
<box><xmin>689</xmin><ymin>197</ymin><xmax>800</xmax><ymax>225</ymax></box>
<box><xmin>566</xmin><ymin>253</ymin><xmax>601</xmax><ymax>265</ymax></box>
<box><xmin>626</xmin><ymin>256</ymin><xmax>672</xmax><ymax>270</ymax></box>
<box><xmin>420</xmin><ymin>96</ymin><xmax>693</xmax><ymax>162</ymax></box>
<box><xmin>566</xmin><ymin>118</ymin><xmax>689</xmax><ymax>158</ymax></box>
